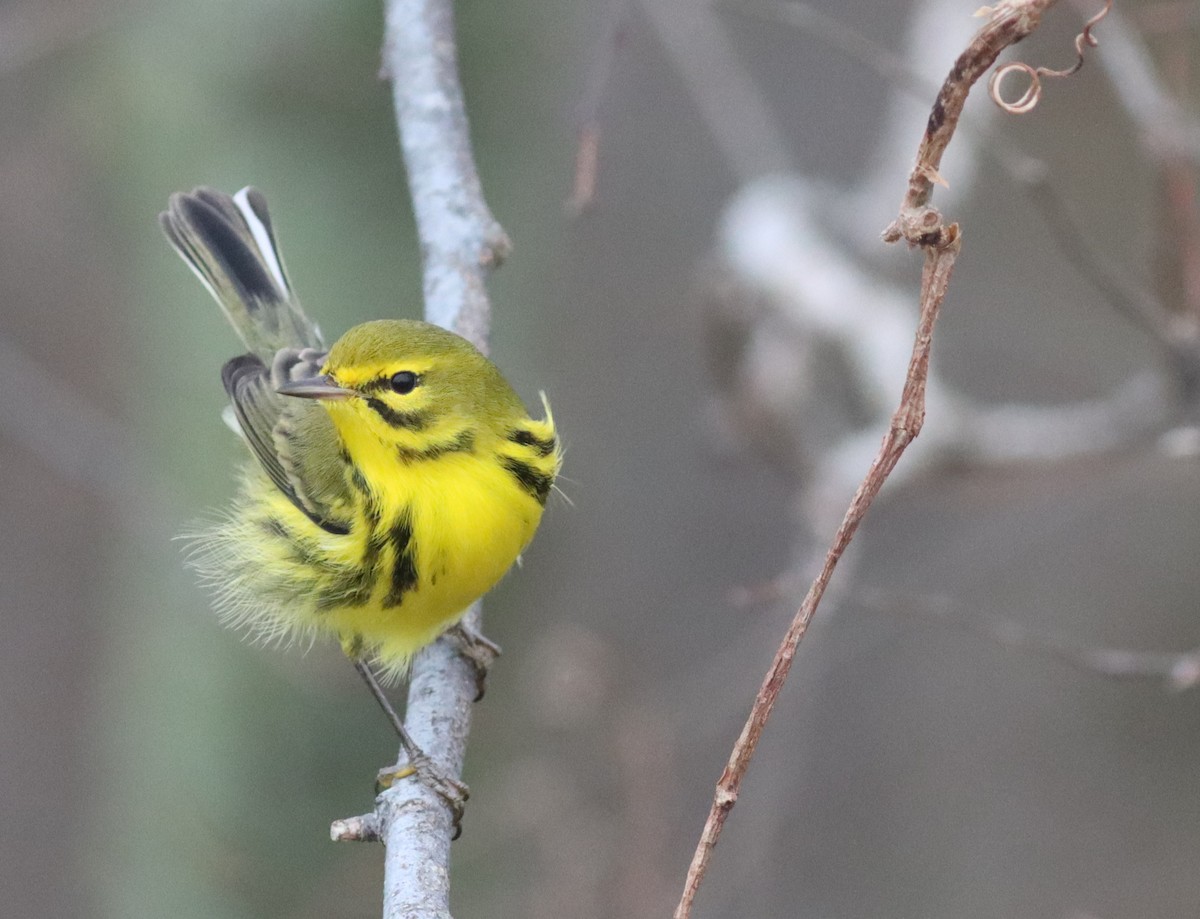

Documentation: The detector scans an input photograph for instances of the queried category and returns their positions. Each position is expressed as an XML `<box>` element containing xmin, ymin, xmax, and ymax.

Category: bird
<box><xmin>161</xmin><ymin>186</ymin><xmax>560</xmax><ymax>815</ymax></box>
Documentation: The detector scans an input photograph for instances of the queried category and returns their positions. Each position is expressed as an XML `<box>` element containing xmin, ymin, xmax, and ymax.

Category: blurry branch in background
<box><xmin>330</xmin><ymin>2</ymin><xmax>509</xmax><ymax>918</ymax></box>
<box><xmin>727</xmin><ymin>0</ymin><xmax>995</xmax><ymax>241</ymax></box>
<box><xmin>1091</xmin><ymin>0</ymin><xmax>1200</xmax><ymax>407</ymax></box>
<box><xmin>0</xmin><ymin>333</ymin><xmax>180</xmax><ymax>536</ymax></box>
<box><xmin>637</xmin><ymin>0</ymin><xmax>795</xmax><ymax>182</ymax></box>
<box><xmin>0</xmin><ymin>0</ymin><xmax>115</xmax><ymax>74</ymax></box>
<box><xmin>675</xmin><ymin>3</ymin><xmax>1098</xmax><ymax>917</ymax></box>
<box><xmin>674</xmin><ymin>9</ymin><xmax>1200</xmax><ymax>852</ymax></box>
<box><xmin>1092</xmin><ymin>0</ymin><xmax>1200</xmax><ymax>165</ymax></box>
<box><xmin>706</xmin><ymin>0</ymin><xmax>1200</xmax><ymax>543</ymax></box>
<box><xmin>851</xmin><ymin>589</ymin><xmax>1200</xmax><ymax>692</ymax></box>
<box><xmin>567</xmin><ymin>0</ymin><xmax>631</xmax><ymax>215</ymax></box>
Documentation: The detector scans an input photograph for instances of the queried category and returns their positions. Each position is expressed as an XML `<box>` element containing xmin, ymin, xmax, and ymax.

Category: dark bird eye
<box><xmin>389</xmin><ymin>371</ymin><xmax>419</xmax><ymax>395</ymax></box>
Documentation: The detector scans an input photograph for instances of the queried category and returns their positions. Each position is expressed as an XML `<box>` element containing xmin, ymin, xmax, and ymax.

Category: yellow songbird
<box><xmin>161</xmin><ymin>188</ymin><xmax>559</xmax><ymax>788</ymax></box>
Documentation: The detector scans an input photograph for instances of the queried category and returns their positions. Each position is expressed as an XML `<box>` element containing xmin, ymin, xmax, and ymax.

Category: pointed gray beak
<box><xmin>276</xmin><ymin>375</ymin><xmax>355</xmax><ymax>401</ymax></box>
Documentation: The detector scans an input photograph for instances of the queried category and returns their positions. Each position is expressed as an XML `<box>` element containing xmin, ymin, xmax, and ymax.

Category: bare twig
<box><xmin>331</xmin><ymin>812</ymin><xmax>382</xmax><ymax>843</ymax></box>
<box><xmin>334</xmin><ymin>2</ymin><xmax>509</xmax><ymax>917</ymax></box>
<box><xmin>676</xmin><ymin>240</ymin><xmax>959</xmax><ymax>919</ymax></box>
<box><xmin>674</xmin><ymin>4</ymin><xmax>1068</xmax><ymax>917</ymax></box>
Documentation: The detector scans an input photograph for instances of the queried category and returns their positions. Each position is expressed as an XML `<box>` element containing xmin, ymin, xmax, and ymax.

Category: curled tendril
<box><xmin>988</xmin><ymin>0</ymin><xmax>1112</xmax><ymax>114</ymax></box>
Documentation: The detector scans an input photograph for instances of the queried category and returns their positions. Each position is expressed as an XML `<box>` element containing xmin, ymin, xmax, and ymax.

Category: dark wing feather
<box><xmin>222</xmin><ymin>353</ymin><xmax>351</xmax><ymax>535</ymax></box>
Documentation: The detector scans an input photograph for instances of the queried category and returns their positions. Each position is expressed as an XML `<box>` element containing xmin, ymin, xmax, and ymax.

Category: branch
<box><xmin>674</xmin><ymin>3</ymin><xmax>1066</xmax><ymax>917</ymax></box>
<box><xmin>332</xmin><ymin>3</ymin><xmax>508</xmax><ymax>917</ymax></box>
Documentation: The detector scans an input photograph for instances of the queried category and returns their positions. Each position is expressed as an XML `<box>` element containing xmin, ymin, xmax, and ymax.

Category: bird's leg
<box><xmin>351</xmin><ymin>657</ymin><xmax>469</xmax><ymax>836</ymax></box>
<box><xmin>445</xmin><ymin>622</ymin><xmax>502</xmax><ymax>702</ymax></box>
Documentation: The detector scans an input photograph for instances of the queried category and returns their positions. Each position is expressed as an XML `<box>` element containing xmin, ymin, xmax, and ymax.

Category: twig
<box><xmin>673</xmin><ymin>4</ymin><xmax>1066</xmax><ymax>917</ymax></box>
<box><xmin>675</xmin><ymin>244</ymin><xmax>958</xmax><ymax>919</ymax></box>
<box><xmin>333</xmin><ymin>3</ymin><xmax>508</xmax><ymax>918</ymax></box>
<box><xmin>331</xmin><ymin>812</ymin><xmax>382</xmax><ymax>843</ymax></box>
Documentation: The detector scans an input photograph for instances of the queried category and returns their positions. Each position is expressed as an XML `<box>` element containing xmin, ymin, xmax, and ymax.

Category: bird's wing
<box><xmin>222</xmin><ymin>351</ymin><xmax>352</xmax><ymax>535</ymax></box>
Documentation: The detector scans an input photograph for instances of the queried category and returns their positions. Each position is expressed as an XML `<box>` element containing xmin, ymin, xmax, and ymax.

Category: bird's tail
<box><xmin>160</xmin><ymin>187</ymin><xmax>323</xmax><ymax>358</ymax></box>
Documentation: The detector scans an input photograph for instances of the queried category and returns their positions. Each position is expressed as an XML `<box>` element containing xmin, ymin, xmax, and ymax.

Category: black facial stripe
<box><xmin>359</xmin><ymin>374</ymin><xmax>422</xmax><ymax>395</ymax></box>
<box><xmin>364</xmin><ymin>397</ymin><xmax>430</xmax><ymax>431</ymax></box>
<box><xmin>500</xmin><ymin>455</ymin><xmax>553</xmax><ymax>506</ymax></box>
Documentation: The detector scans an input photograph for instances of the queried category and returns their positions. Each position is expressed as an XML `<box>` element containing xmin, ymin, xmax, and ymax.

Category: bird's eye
<box><xmin>389</xmin><ymin>371</ymin><xmax>419</xmax><ymax>395</ymax></box>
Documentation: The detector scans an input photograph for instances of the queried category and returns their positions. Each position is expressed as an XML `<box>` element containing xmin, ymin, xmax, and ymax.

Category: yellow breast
<box><xmin>322</xmin><ymin>440</ymin><xmax>546</xmax><ymax>671</ymax></box>
<box><xmin>187</xmin><ymin>379</ymin><xmax>559</xmax><ymax>681</ymax></box>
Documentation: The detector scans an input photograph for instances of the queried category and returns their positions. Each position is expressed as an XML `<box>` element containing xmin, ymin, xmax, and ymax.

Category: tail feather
<box><xmin>161</xmin><ymin>186</ymin><xmax>323</xmax><ymax>357</ymax></box>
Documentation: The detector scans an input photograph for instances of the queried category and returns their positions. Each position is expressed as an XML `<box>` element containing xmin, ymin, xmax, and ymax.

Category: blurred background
<box><xmin>2</xmin><ymin>0</ymin><xmax>1198</xmax><ymax>917</ymax></box>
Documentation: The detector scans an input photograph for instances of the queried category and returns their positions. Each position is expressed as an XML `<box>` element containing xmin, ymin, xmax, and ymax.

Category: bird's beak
<box><xmin>276</xmin><ymin>375</ymin><xmax>355</xmax><ymax>401</ymax></box>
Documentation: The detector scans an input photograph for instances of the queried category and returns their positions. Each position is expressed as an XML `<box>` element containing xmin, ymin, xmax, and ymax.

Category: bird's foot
<box><xmin>376</xmin><ymin>753</ymin><xmax>470</xmax><ymax>840</ymax></box>
<box><xmin>445</xmin><ymin>623</ymin><xmax>502</xmax><ymax>702</ymax></box>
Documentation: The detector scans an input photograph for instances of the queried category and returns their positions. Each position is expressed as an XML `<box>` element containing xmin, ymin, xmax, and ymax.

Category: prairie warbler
<box><xmin>161</xmin><ymin>187</ymin><xmax>559</xmax><ymax>786</ymax></box>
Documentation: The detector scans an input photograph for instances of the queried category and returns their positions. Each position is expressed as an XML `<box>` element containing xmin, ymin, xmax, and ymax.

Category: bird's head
<box><xmin>277</xmin><ymin>318</ymin><xmax>523</xmax><ymax>451</ymax></box>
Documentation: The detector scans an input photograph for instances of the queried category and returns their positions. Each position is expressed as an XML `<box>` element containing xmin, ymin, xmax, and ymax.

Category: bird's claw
<box><xmin>376</xmin><ymin>755</ymin><xmax>470</xmax><ymax>839</ymax></box>
<box><xmin>446</xmin><ymin>623</ymin><xmax>502</xmax><ymax>702</ymax></box>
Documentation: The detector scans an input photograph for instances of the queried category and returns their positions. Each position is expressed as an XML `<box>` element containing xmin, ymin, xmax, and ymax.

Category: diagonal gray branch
<box><xmin>329</xmin><ymin>3</ymin><xmax>510</xmax><ymax>918</ymax></box>
<box><xmin>638</xmin><ymin>0</ymin><xmax>794</xmax><ymax>181</ymax></box>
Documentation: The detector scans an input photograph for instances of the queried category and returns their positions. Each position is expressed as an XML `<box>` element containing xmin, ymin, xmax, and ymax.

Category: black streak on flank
<box><xmin>350</xmin><ymin>465</ymin><xmax>371</xmax><ymax>496</ymax></box>
<box><xmin>384</xmin><ymin>511</ymin><xmax>419</xmax><ymax>608</ymax></box>
<box><xmin>396</xmin><ymin>429</ymin><xmax>475</xmax><ymax>463</ymax></box>
<box><xmin>364</xmin><ymin>397</ymin><xmax>430</xmax><ymax>431</ymax></box>
<box><xmin>316</xmin><ymin>506</ymin><xmax>385</xmax><ymax>611</ymax></box>
<box><xmin>501</xmin><ymin>456</ymin><xmax>553</xmax><ymax>506</ymax></box>
<box><xmin>260</xmin><ymin>517</ymin><xmax>291</xmax><ymax>541</ymax></box>
<box><xmin>507</xmin><ymin>428</ymin><xmax>557</xmax><ymax>458</ymax></box>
